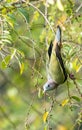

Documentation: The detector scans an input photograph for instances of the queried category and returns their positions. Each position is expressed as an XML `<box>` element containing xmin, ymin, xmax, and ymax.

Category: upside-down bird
<box><xmin>43</xmin><ymin>26</ymin><xmax>67</xmax><ymax>92</ymax></box>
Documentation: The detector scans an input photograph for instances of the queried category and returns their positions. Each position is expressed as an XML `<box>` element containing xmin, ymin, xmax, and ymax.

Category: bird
<box><xmin>43</xmin><ymin>26</ymin><xmax>67</xmax><ymax>92</ymax></box>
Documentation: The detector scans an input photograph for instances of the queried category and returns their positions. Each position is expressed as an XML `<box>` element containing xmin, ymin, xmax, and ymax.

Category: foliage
<box><xmin>0</xmin><ymin>0</ymin><xmax>82</xmax><ymax>130</ymax></box>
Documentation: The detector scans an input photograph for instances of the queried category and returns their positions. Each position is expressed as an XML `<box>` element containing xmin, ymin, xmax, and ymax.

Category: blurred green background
<box><xmin>0</xmin><ymin>0</ymin><xmax>82</xmax><ymax>130</ymax></box>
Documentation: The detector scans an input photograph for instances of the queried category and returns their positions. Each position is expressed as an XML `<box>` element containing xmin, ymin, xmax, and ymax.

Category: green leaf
<box><xmin>7</xmin><ymin>13</ymin><xmax>17</xmax><ymax>24</ymax></box>
<box><xmin>11</xmin><ymin>49</ymin><xmax>16</xmax><ymax>59</ymax></box>
<box><xmin>38</xmin><ymin>88</ymin><xmax>43</xmax><ymax>98</ymax></box>
<box><xmin>20</xmin><ymin>62</ymin><xmax>24</xmax><ymax>75</ymax></box>
<box><xmin>2</xmin><ymin>39</ymin><xmax>11</xmax><ymax>44</ymax></box>
<box><xmin>61</xmin><ymin>99</ymin><xmax>69</xmax><ymax>107</ymax></box>
<box><xmin>71</xmin><ymin>96</ymin><xmax>80</xmax><ymax>102</ymax></box>
<box><xmin>1</xmin><ymin>61</ymin><xmax>7</xmax><ymax>69</ymax></box>
<box><xmin>47</xmin><ymin>0</ymin><xmax>54</xmax><ymax>5</ymax></box>
<box><xmin>57</xmin><ymin>0</ymin><xmax>64</xmax><ymax>11</ymax></box>
<box><xmin>2</xmin><ymin>8</ymin><xmax>7</xmax><ymax>14</ymax></box>
<box><xmin>17</xmin><ymin>50</ymin><xmax>25</xmax><ymax>58</ymax></box>
<box><xmin>43</xmin><ymin>111</ymin><xmax>49</xmax><ymax>123</ymax></box>
<box><xmin>1</xmin><ymin>55</ymin><xmax>11</xmax><ymax>69</ymax></box>
<box><xmin>70</xmin><ymin>104</ymin><xmax>80</xmax><ymax>111</ymax></box>
<box><xmin>33</xmin><ymin>11</ymin><xmax>39</xmax><ymax>21</ymax></box>
<box><xmin>5</xmin><ymin>55</ymin><xmax>11</xmax><ymax>64</ymax></box>
<box><xmin>18</xmin><ymin>8</ymin><xmax>29</xmax><ymax>23</ymax></box>
<box><xmin>6</xmin><ymin>14</ymin><xmax>17</xmax><ymax>28</ymax></box>
<box><xmin>72</xmin><ymin>58</ymin><xmax>81</xmax><ymax>73</ymax></box>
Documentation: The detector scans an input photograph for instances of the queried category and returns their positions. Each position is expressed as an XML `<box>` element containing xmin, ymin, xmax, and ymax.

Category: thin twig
<box><xmin>76</xmin><ymin>3</ymin><xmax>82</xmax><ymax>13</ymax></box>
<box><xmin>67</xmin><ymin>79</ymin><xmax>72</xmax><ymax>103</ymax></box>
<box><xmin>28</xmin><ymin>2</ymin><xmax>55</xmax><ymax>35</ymax></box>
<box><xmin>73</xmin><ymin>80</ymin><xmax>82</xmax><ymax>98</ymax></box>
<box><xmin>71</xmin><ymin>110</ymin><xmax>82</xmax><ymax>130</ymax></box>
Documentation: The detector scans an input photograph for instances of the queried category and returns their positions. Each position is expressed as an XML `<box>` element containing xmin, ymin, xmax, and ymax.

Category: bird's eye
<box><xmin>48</xmin><ymin>84</ymin><xmax>50</xmax><ymax>87</ymax></box>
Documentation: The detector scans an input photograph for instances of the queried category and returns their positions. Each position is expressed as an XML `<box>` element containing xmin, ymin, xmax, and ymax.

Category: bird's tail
<box><xmin>56</xmin><ymin>26</ymin><xmax>61</xmax><ymax>42</ymax></box>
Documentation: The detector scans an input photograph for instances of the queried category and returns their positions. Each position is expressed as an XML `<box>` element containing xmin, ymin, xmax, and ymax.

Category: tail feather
<box><xmin>55</xmin><ymin>25</ymin><xmax>61</xmax><ymax>43</ymax></box>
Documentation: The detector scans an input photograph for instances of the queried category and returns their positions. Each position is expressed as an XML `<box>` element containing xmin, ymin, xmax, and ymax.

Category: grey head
<box><xmin>43</xmin><ymin>79</ymin><xmax>58</xmax><ymax>92</ymax></box>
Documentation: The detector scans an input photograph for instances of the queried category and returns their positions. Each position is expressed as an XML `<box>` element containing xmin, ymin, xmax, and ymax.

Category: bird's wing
<box><xmin>55</xmin><ymin>45</ymin><xmax>67</xmax><ymax>81</ymax></box>
<box><xmin>48</xmin><ymin>41</ymin><xmax>53</xmax><ymax>60</ymax></box>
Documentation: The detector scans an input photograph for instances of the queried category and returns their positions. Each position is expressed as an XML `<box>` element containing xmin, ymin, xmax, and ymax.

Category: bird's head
<box><xmin>43</xmin><ymin>80</ymin><xmax>58</xmax><ymax>92</ymax></box>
